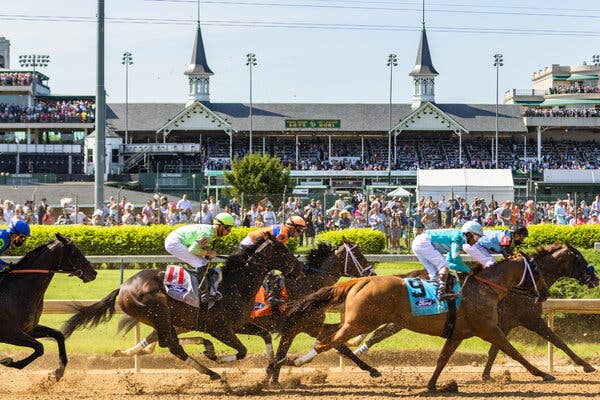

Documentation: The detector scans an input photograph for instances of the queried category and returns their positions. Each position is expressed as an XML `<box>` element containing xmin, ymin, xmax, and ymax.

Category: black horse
<box><xmin>62</xmin><ymin>236</ymin><xmax>305</xmax><ymax>381</ymax></box>
<box><xmin>0</xmin><ymin>233</ymin><xmax>96</xmax><ymax>381</ymax></box>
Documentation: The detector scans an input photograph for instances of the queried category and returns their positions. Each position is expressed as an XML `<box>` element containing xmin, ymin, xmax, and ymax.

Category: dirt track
<box><xmin>0</xmin><ymin>352</ymin><xmax>598</xmax><ymax>399</ymax></box>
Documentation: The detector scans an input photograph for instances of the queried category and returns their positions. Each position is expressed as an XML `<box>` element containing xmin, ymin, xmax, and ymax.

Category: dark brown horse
<box><xmin>280</xmin><ymin>253</ymin><xmax>552</xmax><ymax>391</ymax></box>
<box><xmin>62</xmin><ymin>237</ymin><xmax>304</xmax><ymax>380</ymax></box>
<box><xmin>0</xmin><ymin>233</ymin><xmax>96</xmax><ymax>381</ymax></box>
<box><xmin>108</xmin><ymin>239</ymin><xmax>379</xmax><ymax>383</ymax></box>
<box><xmin>351</xmin><ymin>243</ymin><xmax>599</xmax><ymax>380</ymax></box>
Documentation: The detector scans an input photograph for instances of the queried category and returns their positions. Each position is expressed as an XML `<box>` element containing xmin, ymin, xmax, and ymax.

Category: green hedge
<box><xmin>3</xmin><ymin>225</ymin><xmax>298</xmax><ymax>257</ymax></box>
<box><xmin>316</xmin><ymin>228</ymin><xmax>386</xmax><ymax>254</ymax></box>
<box><xmin>4</xmin><ymin>224</ymin><xmax>599</xmax><ymax>258</ymax></box>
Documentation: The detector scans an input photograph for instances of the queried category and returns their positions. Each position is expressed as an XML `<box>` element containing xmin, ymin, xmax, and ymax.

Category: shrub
<box><xmin>316</xmin><ymin>228</ymin><xmax>386</xmax><ymax>254</ymax></box>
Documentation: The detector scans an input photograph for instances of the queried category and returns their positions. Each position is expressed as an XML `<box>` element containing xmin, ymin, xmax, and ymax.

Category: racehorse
<box><xmin>108</xmin><ymin>238</ymin><xmax>380</xmax><ymax>383</ymax></box>
<box><xmin>0</xmin><ymin>233</ymin><xmax>96</xmax><ymax>381</ymax></box>
<box><xmin>61</xmin><ymin>236</ymin><xmax>304</xmax><ymax>381</ymax></box>
<box><xmin>351</xmin><ymin>243</ymin><xmax>599</xmax><ymax>380</ymax></box>
<box><xmin>280</xmin><ymin>253</ymin><xmax>552</xmax><ymax>391</ymax></box>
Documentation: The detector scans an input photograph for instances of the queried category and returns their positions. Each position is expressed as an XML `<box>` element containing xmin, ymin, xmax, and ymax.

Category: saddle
<box><xmin>163</xmin><ymin>265</ymin><xmax>222</xmax><ymax>308</ymax></box>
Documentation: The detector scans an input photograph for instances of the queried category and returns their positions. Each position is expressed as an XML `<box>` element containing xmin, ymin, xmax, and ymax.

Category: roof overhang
<box><xmin>393</xmin><ymin>102</ymin><xmax>468</xmax><ymax>135</ymax></box>
<box><xmin>156</xmin><ymin>101</ymin><xmax>236</xmax><ymax>137</ymax></box>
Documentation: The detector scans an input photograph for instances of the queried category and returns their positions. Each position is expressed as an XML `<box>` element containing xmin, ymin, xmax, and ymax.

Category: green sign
<box><xmin>285</xmin><ymin>119</ymin><xmax>341</xmax><ymax>129</ymax></box>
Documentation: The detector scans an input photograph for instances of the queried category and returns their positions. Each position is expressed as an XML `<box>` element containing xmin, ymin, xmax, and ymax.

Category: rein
<box><xmin>474</xmin><ymin>256</ymin><xmax>538</xmax><ymax>295</ymax></box>
<box><xmin>343</xmin><ymin>243</ymin><xmax>374</xmax><ymax>277</ymax></box>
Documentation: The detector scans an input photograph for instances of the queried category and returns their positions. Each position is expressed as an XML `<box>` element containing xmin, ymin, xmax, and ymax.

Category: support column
<box><xmin>295</xmin><ymin>135</ymin><xmax>299</xmax><ymax>167</ymax></box>
<box><xmin>361</xmin><ymin>136</ymin><xmax>364</xmax><ymax>164</ymax></box>
<box><xmin>457</xmin><ymin>130</ymin><xmax>462</xmax><ymax>166</ymax></box>
<box><xmin>328</xmin><ymin>135</ymin><xmax>332</xmax><ymax>160</ymax></box>
<box><xmin>537</xmin><ymin>126</ymin><xmax>542</xmax><ymax>163</ymax></box>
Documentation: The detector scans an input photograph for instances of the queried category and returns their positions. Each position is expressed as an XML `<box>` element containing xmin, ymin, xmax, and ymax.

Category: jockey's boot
<box><xmin>207</xmin><ymin>268</ymin><xmax>223</xmax><ymax>302</ymax></box>
<box><xmin>437</xmin><ymin>274</ymin><xmax>456</xmax><ymax>301</ymax></box>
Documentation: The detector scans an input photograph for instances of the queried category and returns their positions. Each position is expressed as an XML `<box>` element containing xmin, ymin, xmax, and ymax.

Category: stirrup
<box><xmin>437</xmin><ymin>291</ymin><xmax>457</xmax><ymax>301</ymax></box>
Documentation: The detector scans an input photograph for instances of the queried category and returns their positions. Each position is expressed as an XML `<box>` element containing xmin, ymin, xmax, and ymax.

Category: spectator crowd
<box><xmin>0</xmin><ymin>99</ymin><xmax>94</xmax><ymax>123</ymax></box>
<box><xmin>3</xmin><ymin>190</ymin><xmax>598</xmax><ymax>254</ymax></box>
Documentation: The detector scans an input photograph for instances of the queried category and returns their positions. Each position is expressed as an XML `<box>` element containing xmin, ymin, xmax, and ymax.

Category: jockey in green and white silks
<box><xmin>164</xmin><ymin>212</ymin><xmax>234</xmax><ymax>300</ymax></box>
<box><xmin>412</xmin><ymin>222</ymin><xmax>482</xmax><ymax>300</ymax></box>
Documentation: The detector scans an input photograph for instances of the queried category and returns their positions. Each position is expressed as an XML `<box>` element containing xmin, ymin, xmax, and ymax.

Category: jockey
<box><xmin>0</xmin><ymin>220</ymin><xmax>31</xmax><ymax>272</ymax></box>
<box><xmin>164</xmin><ymin>212</ymin><xmax>235</xmax><ymax>301</ymax></box>
<box><xmin>239</xmin><ymin>215</ymin><xmax>306</xmax><ymax>309</ymax></box>
<box><xmin>412</xmin><ymin>222</ymin><xmax>482</xmax><ymax>300</ymax></box>
<box><xmin>463</xmin><ymin>223</ymin><xmax>529</xmax><ymax>268</ymax></box>
<box><xmin>238</xmin><ymin>215</ymin><xmax>306</xmax><ymax>252</ymax></box>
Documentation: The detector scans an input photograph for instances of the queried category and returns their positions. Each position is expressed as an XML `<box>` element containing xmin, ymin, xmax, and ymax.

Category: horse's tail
<box><xmin>279</xmin><ymin>279</ymin><xmax>363</xmax><ymax>333</ymax></box>
<box><xmin>117</xmin><ymin>315</ymin><xmax>138</xmax><ymax>336</ymax></box>
<box><xmin>61</xmin><ymin>288</ymin><xmax>120</xmax><ymax>338</ymax></box>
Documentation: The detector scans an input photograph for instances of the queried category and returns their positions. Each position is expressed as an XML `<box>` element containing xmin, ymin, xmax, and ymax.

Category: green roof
<box><xmin>539</xmin><ymin>98</ymin><xmax>600</xmax><ymax>106</ymax></box>
<box><xmin>514</xmin><ymin>100</ymin><xmax>544</xmax><ymax>106</ymax></box>
<box><xmin>566</xmin><ymin>74</ymin><xmax>598</xmax><ymax>81</ymax></box>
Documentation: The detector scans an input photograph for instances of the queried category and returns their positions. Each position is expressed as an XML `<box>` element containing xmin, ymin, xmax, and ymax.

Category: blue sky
<box><xmin>2</xmin><ymin>0</ymin><xmax>600</xmax><ymax>104</ymax></box>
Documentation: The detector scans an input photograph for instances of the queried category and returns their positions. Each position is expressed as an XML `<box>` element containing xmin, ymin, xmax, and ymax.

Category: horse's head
<box><xmin>557</xmin><ymin>243</ymin><xmax>599</xmax><ymax>289</ymax></box>
<box><xmin>334</xmin><ymin>237</ymin><xmax>376</xmax><ymax>277</ymax></box>
<box><xmin>254</xmin><ymin>234</ymin><xmax>305</xmax><ymax>281</ymax></box>
<box><xmin>55</xmin><ymin>233</ymin><xmax>97</xmax><ymax>283</ymax></box>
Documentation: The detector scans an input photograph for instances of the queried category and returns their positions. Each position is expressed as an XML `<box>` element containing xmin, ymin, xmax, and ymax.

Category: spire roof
<box><xmin>409</xmin><ymin>27</ymin><xmax>438</xmax><ymax>77</ymax></box>
<box><xmin>185</xmin><ymin>24</ymin><xmax>213</xmax><ymax>76</ymax></box>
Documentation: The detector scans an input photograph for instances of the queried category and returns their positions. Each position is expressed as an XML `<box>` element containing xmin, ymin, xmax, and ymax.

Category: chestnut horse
<box><xmin>351</xmin><ymin>243</ymin><xmax>599</xmax><ymax>380</ymax></box>
<box><xmin>281</xmin><ymin>254</ymin><xmax>552</xmax><ymax>391</ymax></box>
<box><xmin>62</xmin><ymin>236</ymin><xmax>304</xmax><ymax>381</ymax></box>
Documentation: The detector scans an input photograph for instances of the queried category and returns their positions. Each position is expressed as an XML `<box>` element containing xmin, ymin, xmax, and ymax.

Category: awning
<box><xmin>539</xmin><ymin>98</ymin><xmax>600</xmax><ymax>106</ymax></box>
<box><xmin>387</xmin><ymin>187</ymin><xmax>412</xmax><ymax>197</ymax></box>
<box><xmin>552</xmin><ymin>75</ymin><xmax>570</xmax><ymax>81</ymax></box>
<box><xmin>566</xmin><ymin>74</ymin><xmax>598</xmax><ymax>81</ymax></box>
<box><xmin>514</xmin><ymin>100</ymin><xmax>544</xmax><ymax>106</ymax></box>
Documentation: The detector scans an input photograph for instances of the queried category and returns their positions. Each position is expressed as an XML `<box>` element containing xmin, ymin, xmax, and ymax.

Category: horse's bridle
<box><xmin>342</xmin><ymin>242</ymin><xmax>375</xmax><ymax>278</ymax></box>
<box><xmin>565</xmin><ymin>248</ymin><xmax>597</xmax><ymax>287</ymax></box>
<box><xmin>474</xmin><ymin>255</ymin><xmax>542</xmax><ymax>299</ymax></box>
<box><xmin>8</xmin><ymin>241</ymin><xmax>87</xmax><ymax>278</ymax></box>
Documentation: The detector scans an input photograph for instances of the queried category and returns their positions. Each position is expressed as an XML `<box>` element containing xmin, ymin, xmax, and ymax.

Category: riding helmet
<box><xmin>9</xmin><ymin>220</ymin><xmax>31</xmax><ymax>237</ymax></box>
<box><xmin>461</xmin><ymin>220</ymin><xmax>484</xmax><ymax>237</ymax></box>
<box><xmin>214</xmin><ymin>212</ymin><xmax>235</xmax><ymax>227</ymax></box>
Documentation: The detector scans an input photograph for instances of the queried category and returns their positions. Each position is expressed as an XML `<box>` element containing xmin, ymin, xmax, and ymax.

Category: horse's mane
<box><xmin>529</xmin><ymin>243</ymin><xmax>563</xmax><ymax>259</ymax></box>
<box><xmin>221</xmin><ymin>238</ymin><xmax>266</xmax><ymax>272</ymax></box>
<box><xmin>305</xmin><ymin>242</ymin><xmax>334</xmax><ymax>271</ymax></box>
<box><xmin>14</xmin><ymin>239</ymin><xmax>57</xmax><ymax>267</ymax></box>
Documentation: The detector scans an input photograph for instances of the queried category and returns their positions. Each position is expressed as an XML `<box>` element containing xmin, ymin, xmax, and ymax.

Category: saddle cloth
<box><xmin>251</xmin><ymin>285</ymin><xmax>288</xmax><ymax>318</ymax></box>
<box><xmin>163</xmin><ymin>265</ymin><xmax>200</xmax><ymax>307</ymax></box>
<box><xmin>405</xmin><ymin>277</ymin><xmax>462</xmax><ymax>316</ymax></box>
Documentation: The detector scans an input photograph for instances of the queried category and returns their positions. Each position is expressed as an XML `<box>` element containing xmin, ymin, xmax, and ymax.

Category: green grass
<box><xmin>0</xmin><ymin>266</ymin><xmax>597</xmax><ymax>361</ymax></box>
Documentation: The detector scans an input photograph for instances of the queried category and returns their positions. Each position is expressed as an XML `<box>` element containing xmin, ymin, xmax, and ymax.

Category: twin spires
<box><xmin>409</xmin><ymin>6</ymin><xmax>438</xmax><ymax>109</ymax></box>
<box><xmin>185</xmin><ymin>4</ymin><xmax>213</xmax><ymax>105</ymax></box>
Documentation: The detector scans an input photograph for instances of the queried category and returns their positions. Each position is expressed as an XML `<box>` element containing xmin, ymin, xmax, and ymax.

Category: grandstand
<box><xmin>1</xmin><ymin>22</ymin><xmax>600</xmax><ymax>200</ymax></box>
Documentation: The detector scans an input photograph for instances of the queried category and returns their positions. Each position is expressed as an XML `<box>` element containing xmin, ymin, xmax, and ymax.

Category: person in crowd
<box><xmin>36</xmin><ymin>197</ymin><xmax>48</xmax><ymax>225</ymax></box>
<box><xmin>141</xmin><ymin>200</ymin><xmax>155</xmax><ymax>225</ymax></box>
<box><xmin>164</xmin><ymin>212</ymin><xmax>235</xmax><ymax>302</ymax></box>
<box><xmin>91</xmin><ymin>209</ymin><xmax>105</xmax><ymax>226</ymax></box>
<box><xmin>463</xmin><ymin>224</ymin><xmax>529</xmax><ymax>269</ymax></box>
<box><xmin>412</xmin><ymin>221</ymin><xmax>482</xmax><ymax>300</ymax></box>
<box><xmin>261</xmin><ymin>204</ymin><xmax>278</xmax><ymax>226</ymax></box>
<box><xmin>176</xmin><ymin>194</ymin><xmax>192</xmax><ymax>219</ymax></box>
<box><xmin>121</xmin><ymin>204</ymin><xmax>136</xmax><ymax>225</ymax></box>
<box><xmin>0</xmin><ymin>220</ymin><xmax>30</xmax><ymax>272</ymax></box>
<box><xmin>41</xmin><ymin>206</ymin><xmax>56</xmax><ymax>225</ymax></box>
<box><xmin>55</xmin><ymin>208</ymin><xmax>72</xmax><ymax>225</ymax></box>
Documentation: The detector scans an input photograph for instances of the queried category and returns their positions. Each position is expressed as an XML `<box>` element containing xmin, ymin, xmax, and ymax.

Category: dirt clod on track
<box><xmin>0</xmin><ymin>352</ymin><xmax>598</xmax><ymax>399</ymax></box>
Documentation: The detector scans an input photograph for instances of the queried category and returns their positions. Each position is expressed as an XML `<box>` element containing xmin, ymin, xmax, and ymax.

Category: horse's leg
<box><xmin>205</xmin><ymin>328</ymin><xmax>250</xmax><ymax>363</ymax></box>
<box><xmin>113</xmin><ymin>330</ymin><xmax>160</xmax><ymax>357</ymax></box>
<box><xmin>482</xmin><ymin>343</ymin><xmax>502</xmax><ymax>381</ymax></box>
<box><xmin>524</xmin><ymin>317</ymin><xmax>595</xmax><ymax>373</ymax></box>
<box><xmin>0</xmin><ymin>330</ymin><xmax>45</xmax><ymax>370</ymax></box>
<box><xmin>335</xmin><ymin>344</ymin><xmax>381</xmax><ymax>378</ymax></box>
<box><xmin>476</xmin><ymin>326</ymin><xmax>555</xmax><ymax>381</ymax></box>
<box><xmin>147</xmin><ymin>303</ymin><xmax>221</xmax><ymax>380</ymax></box>
<box><xmin>293</xmin><ymin>322</ymin><xmax>366</xmax><ymax>366</ymax></box>
<box><xmin>427</xmin><ymin>338</ymin><xmax>463</xmax><ymax>391</ymax></box>
<box><xmin>269</xmin><ymin>331</ymin><xmax>297</xmax><ymax>385</ymax></box>
<box><xmin>355</xmin><ymin>323</ymin><xmax>402</xmax><ymax>355</ymax></box>
<box><xmin>237</xmin><ymin>324</ymin><xmax>275</xmax><ymax>363</ymax></box>
<box><xmin>29</xmin><ymin>325</ymin><xmax>68</xmax><ymax>381</ymax></box>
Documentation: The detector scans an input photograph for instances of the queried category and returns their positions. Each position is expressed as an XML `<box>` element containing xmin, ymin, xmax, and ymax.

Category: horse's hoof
<box><xmin>370</xmin><ymin>370</ymin><xmax>382</xmax><ymax>378</ymax></box>
<box><xmin>0</xmin><ymin>357</ymin><xmax>12</xmax><ymax>366</ymax></box>
<box><xmin>583</xmin><ymin>365</ymin><xmax>596</xmax><ymax>373</ymax></box>
<box><xmin>112</xmin><ymin>350</ymin><xmax>125</xmax><ymax>357</ymax></box>
<box><xmin>481</xmin><ymin>374</ymin><xmax>492</xmax><ymax>381</ymax></box>
<box><xmin>209</xmin><ymin>372</ymin><xmax>221</xmax><ymax>381</ymax></box>
<box><xmin>54</xmin><ymin>368</ymin><xmax>65</xmax><ymax>382</ymax></box>
<box><xmin>543</xmin><ymin>374</ymin><xmax>556</xmax><ymax>382</ymax></box>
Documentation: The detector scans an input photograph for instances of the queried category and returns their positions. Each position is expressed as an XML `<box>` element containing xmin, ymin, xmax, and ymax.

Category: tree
<box><xmin>223</xmin><ymin>153</ymin><xmax>293</xmax><ymax>207</ymax></box>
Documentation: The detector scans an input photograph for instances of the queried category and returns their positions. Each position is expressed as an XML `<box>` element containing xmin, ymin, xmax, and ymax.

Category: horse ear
<box><xmin>55</xmin><ymin>233</ymin><xmax>69</xmax><ymax>244</ymax></box>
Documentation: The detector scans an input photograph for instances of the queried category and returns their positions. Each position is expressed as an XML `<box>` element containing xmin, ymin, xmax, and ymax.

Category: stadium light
<box><xmin>246</xmin><ymin>53</ymin><xmax>257</xmax><ymax>154</ymax></box>
<box><xmin>493</xmin><ymin>53</ymin><xmax>504</xmax><ymax>169</ymax></box>
<box><xmin>18</xmin><ymin>54</ymin><xmax>50</xmax><ymax>92</ymax></box>
<box><xmin>593</xmin><ymin>54</ymin><xmax>600</xmax><ymax>67</ymax></box>
<box><xmin>387</xmin><ymin>54</ymin><xmax>398</xmax><ymax>173</ymax></box>
<box><xmin>121</xmin><ymin>52</ymin><xmax>134</xmax><ymax>145</ymax></box>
